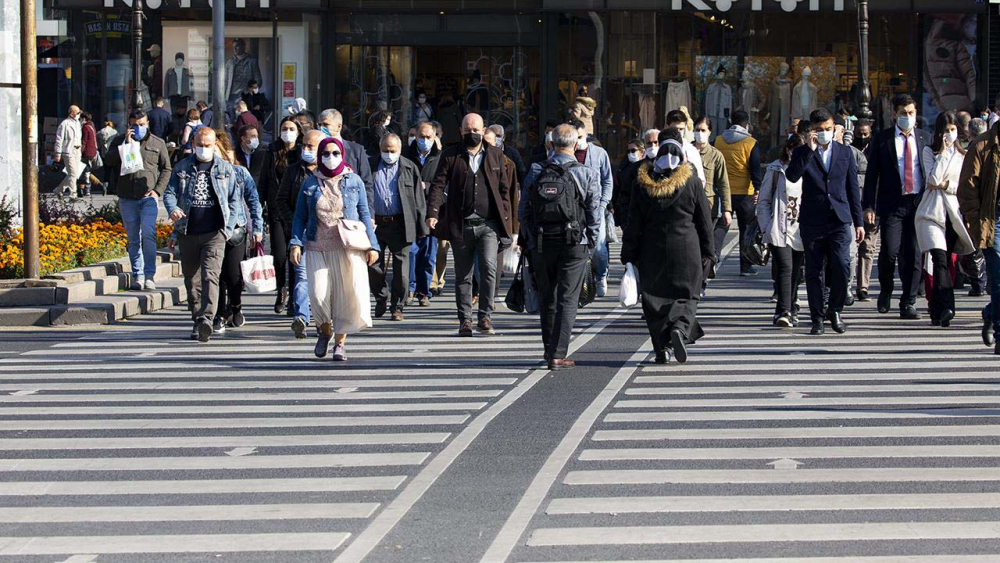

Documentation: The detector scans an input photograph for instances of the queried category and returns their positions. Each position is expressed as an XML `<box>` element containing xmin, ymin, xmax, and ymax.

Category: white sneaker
<box><xmin>129</xmin><ymin>279</ymin><xmax>144</xmax><ymax>291</ymax></box>
<box><xmin>597</xmin><ymin>278</ymin><xmax>608</xmax><ymax>298</ymax></box>
<box><xmin>143</xmin><ymin>279</ymin><xmax>157</xmax><ymax>291</ymax></box>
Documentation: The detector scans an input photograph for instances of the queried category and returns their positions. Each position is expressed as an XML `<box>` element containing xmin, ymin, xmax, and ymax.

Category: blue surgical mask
<box><xmin>416</xmin><ymin>137</ymin><xmax>432</xmax><ymax>152</ymax></box>
<box><xmin>131</xmin><ymin>125</ymin><xmax>147</xmax><ymax>139</ymax></box>
<box><xmin>896</xmin><ymin>115</ymin><xmax>915</xmax><ymax>132</ymax></box>
<box><xmin>300</xmin><ymin>149</ymin><xmax>317</xmax><ymax>164</ymax></box>
<box><xmin>320</xmin><ymin>126</ymin><xmax>333</xmax><ymax>138</ymax></box>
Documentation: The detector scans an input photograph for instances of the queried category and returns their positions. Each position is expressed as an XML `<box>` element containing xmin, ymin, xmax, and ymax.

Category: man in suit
<box><xmin>368</xmin><ymin>133</ymin><xmax>428</xmax><ymax>321</ymax></box>
<box><xmin>426</xmin><ymin>113</ymin><xmax>514</xmax><ymax>336</ymax></box>
<box><xmin>862</xmin><ymin>94</ymin><xmax>931</xmax><ymax>319</ymax></box>
<box><xmin>317</xmin><ymin>108</ymin><xmax>374</xmax><ymax>204</ymax></box>
<box><xmin>785</xmin><ymin>108</ymin><xmax>865</xmax><ymax>335</ymax></box>
<box><xmin>405</xmin><ymin>121</ymin><xmax>442</xmax><ymax>305</ymax></box>
<box><xmin>235</xmin><ymin>123</ymin><xmax>267</xmax><ymax>189</ymax></box>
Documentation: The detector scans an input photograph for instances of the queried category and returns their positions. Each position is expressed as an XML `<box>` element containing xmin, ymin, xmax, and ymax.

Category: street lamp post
<box><xmin>855</xmin><ymin>0</ymin><xmax>872</xmax><ymax>120</ymax></box>
<box><xmin>131</xmin><ymin>0</ymin><xmax>144</xmax><ymax>110</ymax></box>
<box><xmin>20</xmin><ymin>0</ymin><xmax>39</xmax><ymax>279</ymax></box>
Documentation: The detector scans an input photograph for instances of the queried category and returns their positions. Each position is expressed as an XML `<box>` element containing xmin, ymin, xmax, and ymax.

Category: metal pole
<box><xmin>212</xmin><ymin>0</ymin><xmax>225</xmax><ymax>129</ymax></box>
<box><xmin>855</xmin><ymin>0</ymin><xmax>872</xmax><ymax>120</ymax></box>
<box><xmin>20</xmin><ymin>0</ymin><xmax>39</xmax><ymax>279</ymax></box>
<box><xmin>131</xmin><ymin>0</ymin><xmax>144</xmax><ymax>110</ymax></box>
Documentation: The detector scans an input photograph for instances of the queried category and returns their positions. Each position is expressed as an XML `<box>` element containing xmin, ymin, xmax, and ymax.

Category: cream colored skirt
<box><xmin>305</xmin><ymin>247</ymin><xmax>372</xmax><ymax>334</ymax></box>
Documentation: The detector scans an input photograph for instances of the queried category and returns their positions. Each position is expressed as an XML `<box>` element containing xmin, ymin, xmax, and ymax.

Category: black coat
<box><xmin>862</xmin><ymin>126</ymin><xmax>931</xmax><ymax>217</ymax></box>
<box><xmin>342</xmin><ymin>138</ymin><xmax>374</xmax><ymax>208</ymax></box>
<box><xmin>367</xmin><ymin>155</ymin><xmax>429</xmax><ymax>243</ymax></box>
<box><xmin>427</xmin><ymin>143</ymin><xmax>514</xmax><ymax>242</ymax></box>
<box><xmin>502</xmin><ymin>144</ymin><xmax>527</xmax><ymax>186</ymax></box>
<box><xmin>258</xmin><ymin>142</ymin><xmax>300</xmax><ymax>218</ymax></box>
<box><xmin>621</xmin><ymin>162</ymin><xmax>715</xmax><ymax>300</ymax></box>
<box><xmin>275</xmin><ymin>160</ymin><xmax>312</xmax><ymax>234</ymax></box>
<box><xmin>614</xmin><ymin>158</ymin><xmax>641</xmax><ymax>230</ymax></box>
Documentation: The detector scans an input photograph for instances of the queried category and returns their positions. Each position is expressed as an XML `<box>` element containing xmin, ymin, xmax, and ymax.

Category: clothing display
<box><xmin>166</xmin><ymin>66</ymin><xmax>193</xmax><ymax>99</ymax></box>
<box><xmin>637</xmin><ymin>92</ymin><xmax>657</xmax><ymax>132</ymax></box>
<box><xmin>571</xmin><ymin>96</ymin><xmax>598</xmax><ymax>135</ymax></box>
<box><xmin>665</xmin><ymin>80</ymin><xmax>692</xmax><ymax>116</ymax></box>
<box><xmin>705</xmin><ymin>79</ymin><xmax>732</xmax><ymax>143</ymax></box>
<box><xmin>737</xmin><ymin>76</ymin><xmax>765</xmax><ymax>133</ymax></box>
<box><xmin>770</xmin><ymin>68</ymin><xmax>793</xmax><ymax>147</ymax></box>
<box><xmin>791</xmin><ymin>68</ymin><xmax>819</xmax><ymax>121</ymax></box>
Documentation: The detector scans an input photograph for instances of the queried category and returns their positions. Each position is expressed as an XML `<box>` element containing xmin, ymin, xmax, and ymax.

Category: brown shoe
<box><xmin>458</xmin><ymin>320</ymin><xmax>474</xmax><ymax>337</ymax></box>
<box><xmin>390</xmin><ymin>311</ymin><xmax>404</xmax><ymax>321</ymax></box>
<box><xmin>548</xmin><ymin>358</ymin><xmax>576</xmax><ymax>370</ymax></box>
<box><xmin>477</xmin><ymin>317</ymin><xmax>495</xmax><ymax>335</ymax></box>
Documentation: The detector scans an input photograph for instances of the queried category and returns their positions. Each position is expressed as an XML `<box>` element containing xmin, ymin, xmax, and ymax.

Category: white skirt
<box><xmin>305</xmin><ymin>247</ymin><xmax>372</xmax><ymax>334</ymax></box>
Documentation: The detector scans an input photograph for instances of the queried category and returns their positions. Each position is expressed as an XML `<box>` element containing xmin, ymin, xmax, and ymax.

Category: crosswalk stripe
<box><xmin>0</xmin><ymin>402</ymin><xmax>486</xmax><ymax>415</ymax></box>
<box><xmin>0</xmin><ymin>532</ymin><xmax>352</xmax><ymax>554</ymax></box>
<box><xmin>634</xmin><ymin>372</ymin><xmax>1000</xmax><ymax>383</ymax></box>
<box><xmin>545</xmin><ymin>493</ymin><xmax>1000</xmax><ymax>514</ymax></box>
<box><xmin>625</xmin><ymin>383</ymin><xmax>1000</xmax><ymax>394</ymax></box>
<box><xmin>603</xmin><ymin>409</ymin><xmax>1000</xmax><ymax>422</ymax></box>
<box><xmin>0</xmin><ymin>476</ymin><xmax>405</xmax><ymax>495</ymax></box>
<box><xmin>0</xmin><ymin>414</ymin><xmax>470</xmax><ymax>430</ymax></box>
<box><xmin>0</xmin><ymin>378</ymin><xmax>519</xmax><ymax>391</ymax></box>
<box><xmin>0</xmin><ymin>503</ymin><xmax>380</xmax><ymax>522</ymax></box>
<box><xmin>525</xmin><ymin>522</ymin><xmax>1000</xmax><ymax>547</ymax></box>
<box><xmin>564</xmin><ymin>468</ymin><xmax>1000</xmax><ymax>485</ymax></box>
<box><xmin>578</xmin><ymin>445</ymin><xmax>1000</xmax><ymax>460</ymax></box>
<box><xmin>518</xmin><ymin>557</ymin><xmax>1000</xmax><ymax>563</ymax></box>
<box><xmin>0</xmin><ymin>432</ymin><xmax>450</xmax><ymax>450</ymax></box>
<box><xmin>639</xmin><ymin>360</ymin><xmax>1000</xmax><ymax>372</ymax></box>
<box><xmin>615</xmin><ymin>396</ymin><xmax>1000</xmax><ymax>408</ymax></box>
<box><xmin>0</xmin><ymin>389</ymin><xmax>503</xmax><ymax>402</ymax></box>
<box><xmin>591</xmin><ymin>425</ymin><xmax>1000</xmax><ymax>441</ymax></box>
<box><xmin>1</xmin><ymin>452</ymin><xmax>431</xmax><ymax>471</ymax></box>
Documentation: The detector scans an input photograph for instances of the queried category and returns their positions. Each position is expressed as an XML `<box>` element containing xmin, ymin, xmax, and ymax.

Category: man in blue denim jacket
<box><xmin>163</xmin><ymin>127</ymin><xmax>243</xmax><ymax>342</ymax></box>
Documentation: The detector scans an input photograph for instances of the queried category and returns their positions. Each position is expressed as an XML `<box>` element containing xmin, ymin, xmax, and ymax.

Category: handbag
<box><xmin>504</xmin><ymin>258</ymin><xmax>526</xmax><ymax>313</ymax></box>
<box><xmin>227</xmin><ymin>225</ymin><xmax>248</xmax><ymax>247</ymax></box>
<box><xmin>337</xmin><ymin>219</ymin><xmax>373</xmax><ymax>251</ymax></box>
<box><xmin>579</xmin><ymin>258</ymin><xmax>597</xmax><ymax>307</ymax></box>
<box><xmin>118</xmin><ymin>140</ymin><xmax>144</xmax><ymax>176</ymax></box>
<box><xmin>741</xmin><ymin>219</ymin><xmax>770</xmax><ymax>267</ymax></box>
<box><xmin>240</xmin><ymin>243</ymin><xmax>277</xmax><ymax>294</ymax></box>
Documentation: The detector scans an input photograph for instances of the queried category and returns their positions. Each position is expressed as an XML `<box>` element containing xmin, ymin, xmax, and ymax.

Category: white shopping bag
<box><xmin>501</xmin><ymin>241</ymin><xmax>521</xmax><ymax>275</ymax></box>
<box><xmin>118</xmin><ymin>141</ymin><xmax>144</xmax><ymax>176</ymax></box>
<box><xmin>240</xmin><ymin>243</ymin><xmax>277</xmax><ymax>294</ymax></box>
<box><xmin>619</xmin><ymin>262</ymin><xmax>639</xmax><ymax>308</ymax></box>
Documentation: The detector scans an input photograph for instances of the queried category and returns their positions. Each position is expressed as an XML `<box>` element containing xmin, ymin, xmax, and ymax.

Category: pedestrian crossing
<box><xmin>0</xmin><ymin>253</ymin><xmax>624</xmax><ymax>561</ymax></box>
<box><xmin>487</xmin><ymin>243</ymin><xmax>1000</xmax><ymax>563</ymax></box>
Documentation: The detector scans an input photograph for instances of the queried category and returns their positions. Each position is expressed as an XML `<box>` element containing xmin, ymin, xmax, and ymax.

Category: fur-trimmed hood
<box><xmin>637</xmin><ymin>161</ymin><xmax>693</xmax><ymax>199</ymax></box>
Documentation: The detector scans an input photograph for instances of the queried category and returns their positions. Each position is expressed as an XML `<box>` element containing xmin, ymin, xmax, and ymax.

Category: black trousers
<box><xmin>803</xmin><ymin>222</ymin><xmax>852</xmax><ymax>322</ymax></box>
<box><xmin>770</xmin><ymin>244</ymin><xmax>804</xmax><ymax>317</ymax></box>
<box><xmin>878</xmin><ymin>195</ymin><xmax>922</xmax><ymax>308</ymax></box>
<box><xmin>732</xmin><ymin>195</ymin><xmax>756</xmax><ymax>272</ymax></box>
<box><xmin>928</xmin><ymin>221</ymin><xmax>958</xmax><ymax>322</ymax></box>
<box><xmin>712</xmin><ymin>214</ymin><xmax>729</xmax><ymax>265</ymax></box>
<box><xmin>217</xmin><ymin>237</ymin><xmax>248</xmax><ymax>319</ymax></box>
<box><xmin>531</xmin><ymin>239</ymin><xmax>589</xmax><ymax>360</ymax></box>
<box><xmin>370</xmin><ymin>219</ymin><xmax>411</xmax><ymax>312</ymax></box>
<box><xmin>268</xmin><ymin>218</ymin><xmax>288</xmax><ymax>291</ymax></box>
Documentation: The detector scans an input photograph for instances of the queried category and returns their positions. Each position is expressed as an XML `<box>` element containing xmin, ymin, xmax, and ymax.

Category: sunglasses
<box><xmin>322</xmin><ymin>151</ymin><xmax>342</xmax><ymax>158</ymax></box>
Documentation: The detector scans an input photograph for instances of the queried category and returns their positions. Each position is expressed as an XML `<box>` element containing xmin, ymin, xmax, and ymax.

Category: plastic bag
<box><xmin>619</xmin><ymin>263</ymin><xmax>639</xmax><ymax>308</ymax></box>
<box><xmin>240</xmin><ymin>243</ymin><xmax>277</xmax><ymax>294</ymax></box>
<box><xmin>118</xmin><ymin>141</ymin><xmax>144</xmax><ymax>176</ymax></box>
<box><xmin>501</xmin><ymin>240</ymin><xmax>521</xmax><ymax>275</ymax></box>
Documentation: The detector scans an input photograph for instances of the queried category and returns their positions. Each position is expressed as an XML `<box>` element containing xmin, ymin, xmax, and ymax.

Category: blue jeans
<box><xmin>409</xmin><ymin>236</ymin><xmax>438</xmax><ymax>296</ymax></box>
<box><xmin>592</xmin><ymin>211</ymin><xmax>609</xmax><ymax>282</ymax></box>
<box><xmin>290</xmin><ymin>250</ymin><xmax>311</xmax><ymax>323</ymax></box>
<box><xmin>118</xmin><ymin>196</ymin><xmax>159</xmax><ymax>281</ymax></box>
<box><xmin>982</xmin><ymin>223</ymin><xmax>1000</xmax><ymax>333</ymax></box>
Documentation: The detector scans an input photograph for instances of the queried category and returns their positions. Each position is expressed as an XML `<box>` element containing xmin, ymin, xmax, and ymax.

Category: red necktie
<box><xmin>903</xmin><ymin>133</ymin><xmax>914</xmax><ymax>194</ymax></box>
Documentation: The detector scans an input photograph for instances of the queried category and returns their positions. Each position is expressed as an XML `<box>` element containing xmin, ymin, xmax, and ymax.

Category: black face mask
<box><xmin>853</xmin><ymin>136</ymin><xmax>871</xmax><ymax>150</ymax></box>
<box><xmin>463</xmin><ymin>132</ymin><xmax>482</xmax><ymax>148</ymax></box>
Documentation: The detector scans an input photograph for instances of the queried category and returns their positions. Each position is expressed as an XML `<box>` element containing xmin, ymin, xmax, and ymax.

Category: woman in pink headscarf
<box><xmin>289</xmin><ymin>137</ymin><xmax>380</xmax><ymax>361</ymax></box>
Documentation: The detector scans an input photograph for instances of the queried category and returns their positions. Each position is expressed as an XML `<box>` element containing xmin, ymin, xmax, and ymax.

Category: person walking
<box><xmin>621</xmin><ymin>129</ymin><xmax>715</xmax><ymax>364</ymax></box>
<box><xmin>958</xmin><ymin>121</ymin><xmax>1000</xmax><ymax>353</ymax></box>
<box><xmin>289</xmin><ymin>137</ymin><xmax>381</xmax><ymax>361</ymax></box>
<box><xmin>368</xmin><ymin>133</ymin><xmax>428</xmax><ymax>321</ymax></box>
<box><xmin>757</xmin><ymin>134</ymin><xmax>806</xmax><ymax>327</ymax></box>
<box><xmin>78</xmin><ymin>112</ymin><xmax>99</xmax><ymax>197</ymax></box>
<box><xmin>276</xmin><ymin>129</ymin><xmax>325</xmax><ymax>337</ymax></box>
<box><xmin>714</xmin><ymin>109</ymin><xmax>764</xmax><ymax>276</ymax></box>
<box><xmin>231</xmin><ymin>100</ymin><xmax>259</xmax><ymax>148</ymax></box>
<box><xmin>612</xmin><ymin>138</ymin><xmax>645</xmax><ymax>233</ymax></box>
<box><xmin>568</xmin><ymin>118</ymin><xmax>614</xmax><ymax>296</ymax></box>
<box><xmin>785</xmin><ymin>108</ymin><xmax>865</xmax><ymax>336</ymax></box>
<box><xmin>103</xmin><ymin>108</ymin><xmax>172</xmax><ymax>291</ymax></box>
<box><xmin>259</xmin><ymin>116</ymin><xmax>302</xmax><ymax>314</ymax></box>
<box><xmin>148</xmin><ymin>97</ymin><xmax>173</xmax><ymax>141</ymax></box>
<box><xmin>693</xmin><ymin>115</ymin><xmax>732</xmax><ymax>277</ymax></box>
<box><xmin>519</xmin><ymin>124</ymin><xmax>602</xmax><ymax>370</ymax></box>
<box><xmin>917</xmin><ymin>111</ymin><xmax>975</xmax><ymax>327</ymax></box>
<box><xmin>97</xmin><ymin>120</ymin><xmax>118</xmax><ymax>161</ymax></box>
<box><xmin>212</xmin><ymin>131</ymin><xmax>264</xmax><ymax>334</ymax></box>
<box><xmin>163</xmin><ymin>127</ymin><xmax>243</xmax><ymax>342</ymax></box>
<box><xmin>488</xmin><ymin>124</ymin><xmax>526</xmax><ymax>186</ymax></box>
<box><xmin>863</xmin><ymin>94</ymin><xmax>931</xmax><ymax>319</ymax></box>
<box><xmin>53</xmin><ymin>105</ymin><xmax>83</xmax><ymax>200</ymax></box>
<box><xmin>180</xmin><ymin>108</ymin><xmax>204</xmax><ymax>159</ymax></box>
<box><xmin>405</xmin><ymin>121</ymin><xmax>442</xmax><ymax>306</ymax></box>
<box><xmin>426</xmin><ymin>113</ymin><xmax>514</xmax><ymax>337</ymax></box>
<box><xmin>317</xmin><ymin>109</ymin><xmax>374</xmax><ymax>197</ymax></box>
<box><xmin>852</xmin><ymin>119</ymin><xmax>879</xmax><ymax>301</ymax></box>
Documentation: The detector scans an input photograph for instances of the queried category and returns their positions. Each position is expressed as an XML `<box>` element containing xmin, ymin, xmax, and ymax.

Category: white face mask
<box><xmin>407</xmin><ymin>136</ymin><xmax>416</xmax><ymax>146</ymax></box>
<box><xmin>693</xmin><ymin>131</ymin><xmax>709</xmax><ymax>144</ymax></box>
<box><xmin>322</xmin><ymin>154</ymin><xmax>342</xmax><ymax>170</ymax></box>
<box><xmin>251</xmin><ymin>88</ymin><xmax>259</xmax><ymax>94</ymax></box>
<box><xmin>175</xmin><ymin>58</ymin><xmax>184</xmax><ymax>66</ymax></box>
<box><xmin>577</xmin><ymin>138</ymin><xmax>588</xmax><ymax>151</ymax></box>
<box><xmin>645</xmin><ymin>147</ymin><xmax>658</xmax><ymax>160</ymax></box>
<box><xmin>280</xmin><ymin>129</ymin><xmax>298</xmax><ymax>144</ymax></box>
<box><xmin>246</xmin><ymin>138</ymin><xmax>259</xmax><ymax>151</ymax></box>
<box><xmin>944</xmin><ymin>130</ymin><xmax>959</xmax><ymax>144</ymax></box>
<box><xmin>897</xmin><ymin>115</ymin><xmax>915</xmax><ymax>132</ymax></box>
<box><xmin>300</xmin><ymin>149</ymin><xmax>317</xmax><ymax>164</ymax></box>
<box><xmin>816</xmin><ymin>130</ymin><xmax>834</xmax><ymax>146</ymax></box>
<box><xmin>194</xmin><ymin>146</ymin><xmax>214</xmax><ymax>162</ymax></box>
<box><xmin>381</xmin><ymin>151</ymin><xmax>400</xmax><ymax>165</ymax></box>
<box><xmin>627</xmin><ymin>151</ymin><xmax>642</xmax><ymax>164</ymax></box>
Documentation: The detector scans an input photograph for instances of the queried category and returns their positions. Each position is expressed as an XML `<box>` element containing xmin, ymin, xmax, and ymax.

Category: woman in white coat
<box><xmin>756</xmin><ymin>134</ymin><xmax>805</xmax><ymax>328</ymax></box>
<box><xmin>916</xmin><ymin>111</ymin><xmax>976</xmax><ymax>327</ymax></box>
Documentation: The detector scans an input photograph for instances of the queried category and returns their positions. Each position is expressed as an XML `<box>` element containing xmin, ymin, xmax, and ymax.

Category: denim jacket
<box><xmin>289</xmin><ymin>172</ymin><xmax>381</xmax><ymax>252</ymax></box>
<box><xmin>163</xmin><ymin>155</ymin><xmax>241</xmax><ymax>238</ymax></box>
<box><xmin>233</xmin><ymin>164</ymin><xmax>265</xmax><ymax>237</ymax></box>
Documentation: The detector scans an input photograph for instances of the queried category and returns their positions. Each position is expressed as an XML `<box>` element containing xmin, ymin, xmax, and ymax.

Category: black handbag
<box><xmin>504</xmin><ymin>258</ymin><xmax>526</xmax><ymax>313</ymax></box>
<box><xmin>579</xmin><ymin>258</ymin><xmax>597</xmax><ymax>307</ymax></box>
<box><xmin>227</xmin><ymin>225</ymin><xmax>248</xmax><ymax>247</ymax></box>
<box><xmin>741</xmin><ymin>219</ymin><xmax>770</xmax><ymax>267</ymax></box>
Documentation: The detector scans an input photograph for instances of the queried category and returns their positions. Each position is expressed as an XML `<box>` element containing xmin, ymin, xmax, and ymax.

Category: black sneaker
<box><xmin>231</xmin><ymin>307</ymin><xmax>246</xmax><ymax>328</ymax></box>
<box><xmin>196</xmin><ymin>318</ymin><xmax>213</xmax><ymax>342</ymax></box>
<box><xmin>857</xmin><ymin>288</ymin><xmax>870</xmax><ymax>302</ymax></box>
<box><xmin>291</xmin><ymin>316</ymin><xmax>308</xmax><ymax>339</ymax></box>
<box><xmin>983</xmin><ymin>311</ymin><xmax>995</xmax><ymax>347</ymax></box>
<box><xmin>775</xmin><ymin>314</ymin><xmax>793</xmax><ymax>328</ymax></box>
<box><xmin>740</xmin><ymin>268</ymin><xmax>758</xmax><ymax>277</ymax></box>
<box><xmin>670</xmin><ymin>329</ymin><xmax>688</xmax><ymax>363</ymax></box>
<box><xmin>212</xmin><ymin>317</ymin><xmax>226</xmax><ymax>335</ymax></box>
<box><xmin>374</xmin><ymin>296</ymin><xmax>388</xmax><ymax>318</ymax></box>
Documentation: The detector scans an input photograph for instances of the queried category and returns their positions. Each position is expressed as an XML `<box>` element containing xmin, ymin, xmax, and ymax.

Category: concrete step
<box><xmin>48</xmin><ymin>277</ymin><xmax>188</xmax><ymax>326</ymax></box>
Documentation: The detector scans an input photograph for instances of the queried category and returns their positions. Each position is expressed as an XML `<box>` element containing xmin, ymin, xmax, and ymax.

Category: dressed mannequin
<box><xmin>166</xmin><ymin>52</ymin><xmax>194</xmax><ymax>117</ymax></box>
<box><xmin>705</xmin><ymin>66</ymin><xmax>732</xmax><ymax>143</ymax></box>
<box><xmin>791</xmin><ymin>65</ymin><xmax>819</xmax><ymax>121</ymax></box>
<box><xmin>665</xmin><ymin>73</ymin><xmax>692</xmax><ymax>118</ymax></box>
<box><xmin>737</xmin><ymin>69</ymin><xmax>764</xmax><ymax>134</ymax></box>
<box><xmin>570</xmin><ymin>95</ymin><xmax>598</xmax><ymax>135</ymax></box>
<box><xmin>770</xmin><ymin>62</ymin><xmax>793</xmax><ymax>146</ymax></box>
<box><xmin>637</xmin><ymin>88</ymin><xmax>657</xmax><ymax>132</ymax></box>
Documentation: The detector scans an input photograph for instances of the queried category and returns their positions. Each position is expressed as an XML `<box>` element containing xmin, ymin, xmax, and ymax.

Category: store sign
<box><xmin>102</xmin><ymin>0</ymin><xmax>270</xmax><ymax>8</ymax></box>
<box><xmin>668</xmin><ymin>0</ymin><xmax>844</xmax><ymax>10</ymax></box>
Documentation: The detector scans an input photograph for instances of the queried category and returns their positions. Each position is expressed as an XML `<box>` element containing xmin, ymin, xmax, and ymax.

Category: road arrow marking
<box><xmin>10</xmin><ymin>390</ymin><xmax>38</xmax><ymax>396</ymax></box>
<box><xmin>411</xmin><ymin>349</ymin><xmax>429</xmax><ymax>354</ymax></box>
<box><xmin>225</xmin><ymin>447</ymin><xmax>257</xmax><ymax>457</ymax></box>
<box><xmin>56</xmin><ymin>556</ymin><xmax>98</xmax><ymax>563</ymax></box>
<box><xmin>782</xmin><ymin>391</ymin><xmax>806</xmax><ymax>400</ymax></box>
<box><xmin>336</xmin><ymin>387</ymin><xmax>358</xmax><ymax>394</ymax></box>
<box><xmin>768</xmin><ymin>458</ymin><xmax>803</xmax><ymax>470</ymax></box>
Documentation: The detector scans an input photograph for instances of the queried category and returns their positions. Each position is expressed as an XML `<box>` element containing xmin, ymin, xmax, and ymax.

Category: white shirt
<box><xmin>817</xmin><ymin>142</ymin><xmax>834</xmax><ymax>172</ymax></box>
<box><xmin>682</xmin><ymin>142</ymin><xmax>707</xmax><ymax>187</ymax></box>
<box><xmin>895</xmin><ymin>126</ymin><xmax>924</xmax><ymax>195</ymax></box>
<box><xmin>466</xmin><ymin>147</ymin><xmax>485</xmax><ymax>175</ymax></box>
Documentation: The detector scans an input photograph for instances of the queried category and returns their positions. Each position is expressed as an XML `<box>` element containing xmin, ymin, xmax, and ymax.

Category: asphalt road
<box><xmin>1</xmin><ymin>236</ymin><xmax>1000</xmax><ymax>563</ymax></box>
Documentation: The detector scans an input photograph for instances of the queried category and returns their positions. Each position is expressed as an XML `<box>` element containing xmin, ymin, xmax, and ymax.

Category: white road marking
<box><xmin>0</xmin><ymin>453</ymin><xmax>431</xmax><ymax>472</ymax></box>
<box><xmin>564</xmin><ymin>468</ymin><xmax>1000</xmax><ymax>485</ymax></box>
<box><xmin>0</xmin><ymin>414</ymin><xmax>470</xmax><ymax>430</ymax></box>
<box><xmin>0</xmin><ymin>476</ymin><xmax>405</xmax><ymax>496</ymax></box>
<box><xmin>0</xmin><ymin>532</ymin><xmax>351</xmax><ymax>554</ymax></box>
<box><xmin>1</xmin><ymin>503</ymin><xmax>380</xmax><ymax>522</ymax></box>
<box><xmin>578</xmin><ymin>445</ymin><xmax>1000</xmax><ymax>460</ymax></box>
<box><xmin>0</xmin><ymin>432</ymin><xmax>450</xmax><ymax>450</ymax></box>
<box><xmin>590</xmin><ymin>425</ymin><xmax>1000</xmax><ymax>441</ymax></box>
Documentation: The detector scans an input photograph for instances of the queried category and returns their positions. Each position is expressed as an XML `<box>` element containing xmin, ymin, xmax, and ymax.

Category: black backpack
<box><xmin>531</xmin><ymin>161</ymin><xmax>586</xmax><ymax>242</ymax></box>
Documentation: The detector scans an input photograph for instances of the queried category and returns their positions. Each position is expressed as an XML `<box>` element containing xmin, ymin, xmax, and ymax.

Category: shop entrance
<box><xmin>337</xmin><ymin>44</ymin><xmax>540</xmax><ymax>152</ymax></box>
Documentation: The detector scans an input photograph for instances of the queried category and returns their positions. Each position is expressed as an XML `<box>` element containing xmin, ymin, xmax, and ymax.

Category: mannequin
<box><xmin>166</xmin><ymin>52</ymin><xmax>194</xmax><ymax>116</ymax></box>
<box><xmin>705</xmin><ymin>66</ymin><xmax>732</xmax><ymax>143</ymax></box>
<box><xmin>570</xmin><ymin>95</ymin><xmax>598</xmax><ymax>135</ymax></box>
<box><xmin>791</xmin><ymin>65</ymin><xmax>819</xmax><ymax>121</ymax></box>
<box><xmin>637</xmin><ymin>87</ymin><xmax>657</xmax><ymax>132</ymax></box>
<box><xmin>737</xmin><ymin>69</ymin><xmax>764</xmax><ymax>133</ymax></box>
<box><xmin>770</xmin><ymin>62</ymin><xmax>793</xmax><ymax>146</ymax></box>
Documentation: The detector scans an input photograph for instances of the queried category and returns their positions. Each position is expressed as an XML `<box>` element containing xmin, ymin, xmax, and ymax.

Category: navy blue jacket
<box><xmin>785</xmin><ymin>141</ymin><xmax>863</xmax><ymax>229</ymax></box>
<box><xmin>148</xmin><ymin>107</ymin><xmax>172</xmax><ymax>140</ymax></box>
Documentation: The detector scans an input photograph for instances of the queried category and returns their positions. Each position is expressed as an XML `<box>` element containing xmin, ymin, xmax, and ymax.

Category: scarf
<box><xmin>316</xmin><ymin>137</ymin><xmax>346</xmax><ymax>178</ymax></box>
